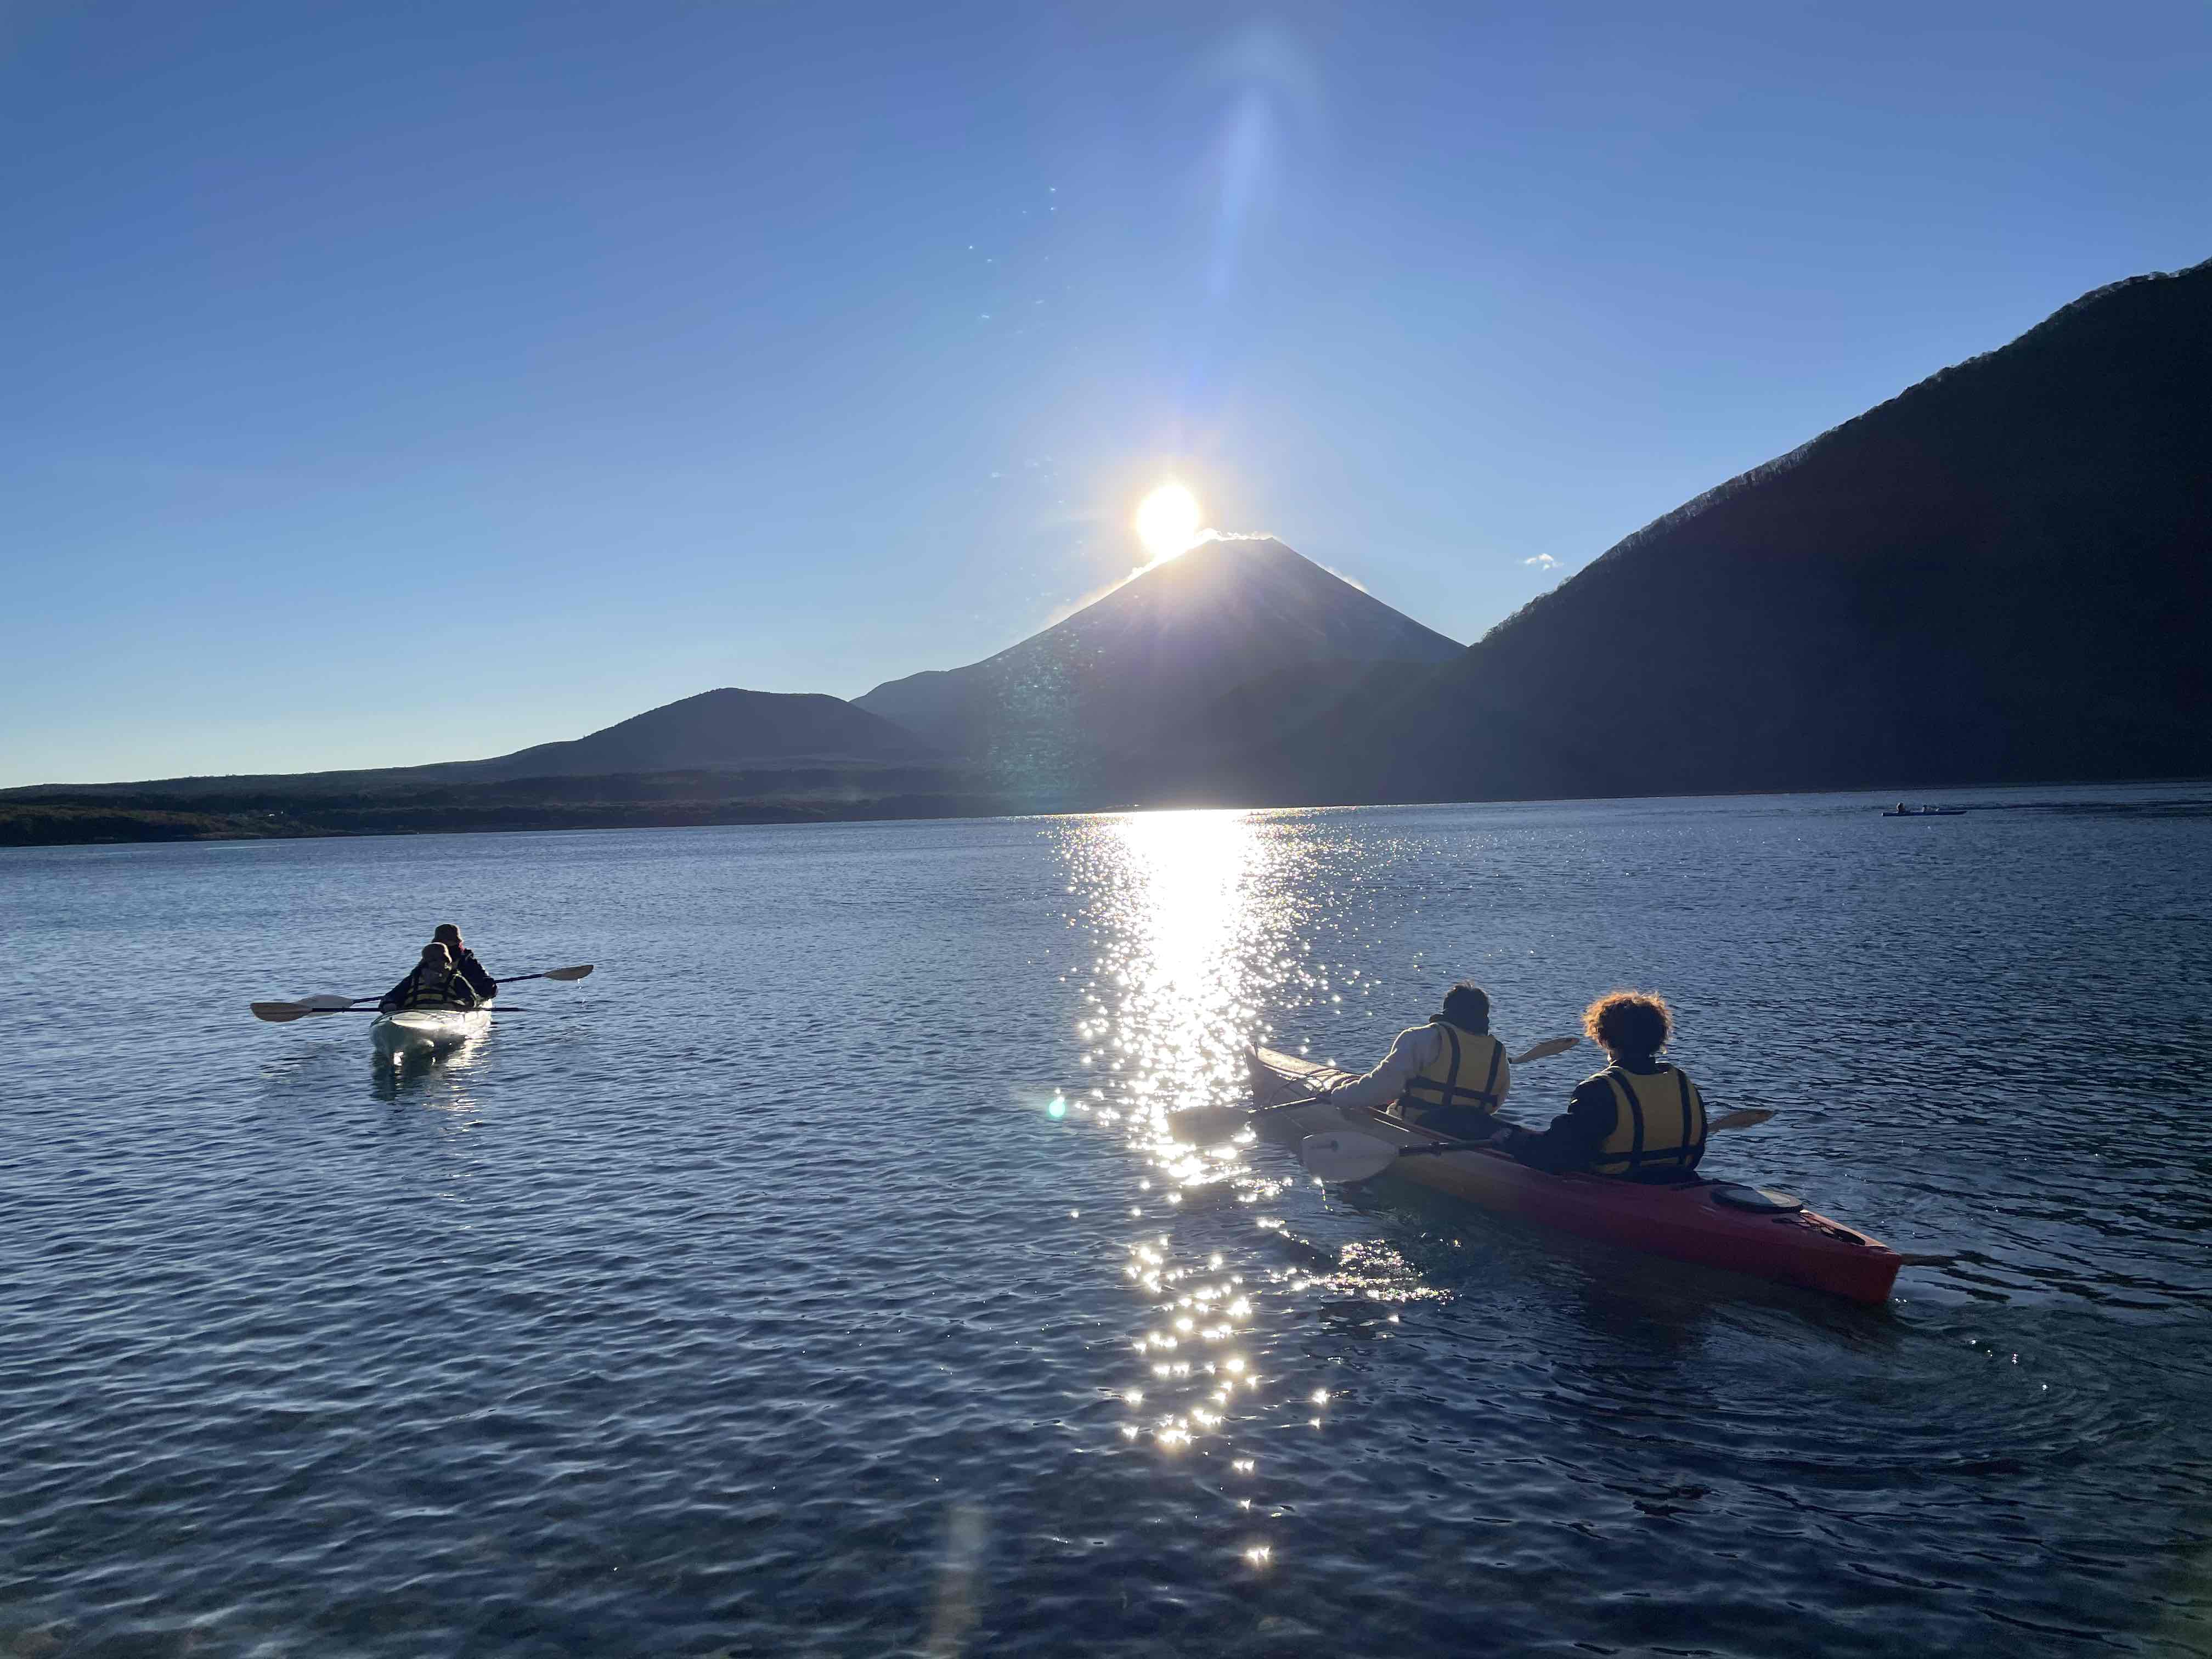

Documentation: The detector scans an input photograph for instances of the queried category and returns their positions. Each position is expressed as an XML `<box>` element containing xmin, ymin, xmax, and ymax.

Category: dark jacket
<box><xmin>1508</xmin><ymin>1056</ymin><xmax>1705</xmax><ymax>1183</ymax></box>
<box><xmin>450</xmin><ymin>949</ymin><xmax>496</xmax><ymax>1000</ymax></box>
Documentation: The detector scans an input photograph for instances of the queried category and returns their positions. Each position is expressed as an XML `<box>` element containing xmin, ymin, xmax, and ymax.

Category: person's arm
<box><xmin>1506</xmin><ymin>1076</ymin><xmax>1618</xmax><ymax>1173</ymax></box>
<box><xmin>1323</xmin><ymin>1026</ymin><xmax>1436</xmax><ymax>1111</ymax></box>
<box><xmin>452</xmin><ymin>976</ymin><xmax>481</xmax><ymax>1010</ymax></box>
<box><xmin>377</xmin><ymin>973</ymin><xmax>413</xmax><ymax>1013</ymax></box>
<box><xmin>460</xmin><ymin>954</ymin><xmax>496</xmax><ymax>998</ymax></box>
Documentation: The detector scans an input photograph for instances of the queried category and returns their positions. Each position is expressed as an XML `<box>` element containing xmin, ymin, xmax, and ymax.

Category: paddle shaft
<box><xmin>255</xmin><ymin>965</ymin><xmax>588</xmax><ymax>1022</ymax></box>
<box><xmin>1170</xmin><ymin>1094</ymin><xmax>1328</xmax><ymax>1144</ymax></box>
<box><xmin>1176</xmin><ymin>1039</ymin><xmax>1579</xmax><ymax>1144</ymax></box>
<box><xmin>1397</xmin><ymin>1106</ymin><xmax>1771</xmax><ymax>1159</ymax></box>
<box><xmin>1299</xmin><ymin>1105</ymin><xmax>1778</xmax><ymax>1183</ymax></box>
<box><xmin>332</xmin><ymin>963</ymin><xmax>590</xmax><ymax>1006</ymax></box>
<box><xmin>304</xmin><ymin>1006</ymin><xmax>526</xmax><ymax>1014</ymax></box>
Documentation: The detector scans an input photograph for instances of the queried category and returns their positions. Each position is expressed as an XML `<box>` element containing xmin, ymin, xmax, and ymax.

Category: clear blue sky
<box><xmin>5</xmin><ymin>2</ymin><xmax>2207</xmax><ymax>786</ymax></box>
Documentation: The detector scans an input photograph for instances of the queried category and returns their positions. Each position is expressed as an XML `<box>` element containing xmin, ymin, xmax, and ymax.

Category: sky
<box><xmin>4</xmin><ymin>1</ymin><xmax>2208</xmax><ymax>786</ymax></box>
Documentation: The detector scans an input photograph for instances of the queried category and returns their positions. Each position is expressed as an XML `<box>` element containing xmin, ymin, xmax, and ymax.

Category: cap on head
<box><xmin>433</xmin><ymin>923</ymin><xmax>461</xmax><ymax>946</ymax></box>
<box><xmin>1439</xmin><ymin>982</ymin><xmax>1491</xmax><ymax>1032</ymax></box>
<box><xmin>420</xmin><ymin>942</ymin><xmax>453</xmax><ymax>966</ymax></box>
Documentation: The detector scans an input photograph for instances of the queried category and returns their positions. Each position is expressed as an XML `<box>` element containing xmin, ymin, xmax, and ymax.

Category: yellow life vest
<box><xmin>1401</xmin><ymin>1022</ymin><xmax>1509</xmax><ymax>1118</ymax></box>
<box><xmin>1588</xmin><ymin>1064</ymin><xmax>1706</xmax><ymax>1178</ymax></box>
<box><xmin>398</xmin><ymin>967</ymin><xmax>476</xmax><ymax>1012</ymax></box>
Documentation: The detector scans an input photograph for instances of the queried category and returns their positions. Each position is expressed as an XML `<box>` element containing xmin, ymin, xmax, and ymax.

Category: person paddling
<box><xmin>379</xmin><ymin>943</ymin><xmax>483</xmax><ymax>1014</ymax></box>
<box><xmin>1318</xmin><ymin>983</ymin><xmax>1521</xmax><ymax>1138</ymax></box>
<box><xmin>1499</xmin><ymin>991</ymin><xmax>1707</xmax><ymax>1182</ymax></box>
<box><xmin>432</xmin><ymin>923</ymin><xmax>496</xmax><ymax>1001</ymax></box>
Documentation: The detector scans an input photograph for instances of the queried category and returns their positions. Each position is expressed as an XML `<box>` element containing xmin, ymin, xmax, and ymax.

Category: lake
<box><xmin>7</xmin><ymin>785</ymin><xmax>2211</xmax><ymax>1657</ymax></box>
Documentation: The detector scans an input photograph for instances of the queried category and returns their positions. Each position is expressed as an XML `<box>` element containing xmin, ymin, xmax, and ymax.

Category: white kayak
<box><xmin>369</xmin><ymin>1007</ymin><xmax>490</xmax><ymax>1061</ymax></box>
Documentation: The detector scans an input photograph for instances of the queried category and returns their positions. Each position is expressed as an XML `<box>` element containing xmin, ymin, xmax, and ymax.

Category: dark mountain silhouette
<box><xmin>0</xmin><ymin>688</ymin><xmax>976</xmax><ymax>845</ymax></box>
<box><xmin>5</xmin><ymin>688</ymin><xmax>936</xmax><ymax>803</ymax></box>
<box><xmin>441</xmin><ymin>687</ymin><xmax>937</xmax><ymax>781</ymax></box>
<box><xmin>1218</xmin><ymin>260</ymin><xmax>2212</xmax><ymax>805</ymax></box>
<box><xmin>854</xmin><ymin>537</ymin><xmax>1460</xmax><ymax>792</ymax></box>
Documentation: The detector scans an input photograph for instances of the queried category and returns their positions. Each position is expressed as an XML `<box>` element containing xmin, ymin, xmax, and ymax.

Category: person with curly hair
<box><xmin>1496</xmin><ymin>990</ymin><xmax>1708</xmax><ymax>1182</ymax></box>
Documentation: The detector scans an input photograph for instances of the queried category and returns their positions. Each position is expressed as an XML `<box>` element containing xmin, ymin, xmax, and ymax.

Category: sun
<box><xmin>1135</xmin><ymin>483</ymin><xmax>1203</xmax><ymax>563</ymax></box>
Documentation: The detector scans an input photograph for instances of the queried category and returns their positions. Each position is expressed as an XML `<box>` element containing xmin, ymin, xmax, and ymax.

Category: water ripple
<box><xmin>5</xmin><ymin>790</ymin><xmax>2210</xmax><ymax>1655</ymax></box>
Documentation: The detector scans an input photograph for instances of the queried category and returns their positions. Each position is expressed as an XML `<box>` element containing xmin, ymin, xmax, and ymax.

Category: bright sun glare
<box><xmin>1135</xmin><ymin>483</ymin><xmax>1203</xmax><ymax>563</ymax></box>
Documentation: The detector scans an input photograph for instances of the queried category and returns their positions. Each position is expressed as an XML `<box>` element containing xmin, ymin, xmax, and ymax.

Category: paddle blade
<box><xmin>541</xmin><ymin>964</ymin><xmax>595</xmax><ymax>981</ymax></box>
<box><xmin>1512</xmin><ymin>1036</ymin><xmax>1579</xmax><ymax>1063</ymax></box>
<box><xmin>1705</xmin><ymin>1108</ymin><xmax>1775</xmax><ymax>1133</ymax></box>
<box><xmin>1169</xmin><ymin>1105</ymin><xmax>1255</xmax><ymax>1145</ymax></box>
<box><xmin>1299</xmin><ymin>1131</ymin><xmax>1402</xmax><ymax>1184</ymax></box>
<box><xmin>250</xmin><ymin>1001</ymin><xmax>311</xmax><ymax>1023</ymax></box>
<box><xmin>1894</xmin><ymin>1252</ymin><xmax>1957</xmax><ymax>1268</ymax></box>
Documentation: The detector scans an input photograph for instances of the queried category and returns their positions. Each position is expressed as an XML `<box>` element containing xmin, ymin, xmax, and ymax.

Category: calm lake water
<box><xmin>8</xmin><ymin>786</ymin><xmax>2212</xmax><ymax>1657</ymax></box>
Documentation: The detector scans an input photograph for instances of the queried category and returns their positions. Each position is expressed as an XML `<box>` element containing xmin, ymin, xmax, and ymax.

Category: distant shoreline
<box><xmin>8</xmin><ymin>775</ymin><xmax>2207</xmax><ymax>849</ymax></box>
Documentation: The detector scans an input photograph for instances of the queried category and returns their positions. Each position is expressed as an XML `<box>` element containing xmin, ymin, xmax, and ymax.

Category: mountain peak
<box><xmin>853</xmin><ymin>537</ymin><xmax>1459</xmax><ymax>788</ymax></box>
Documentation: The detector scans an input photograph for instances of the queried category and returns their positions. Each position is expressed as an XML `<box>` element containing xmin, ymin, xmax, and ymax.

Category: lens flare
<box><xmin>1135</xmin><ymin>484</ymin><xmax>1203</xmax><ymax>563</ymax></box>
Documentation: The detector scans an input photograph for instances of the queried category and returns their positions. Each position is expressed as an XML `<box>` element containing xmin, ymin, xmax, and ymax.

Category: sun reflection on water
<box><xmin>1050</xmin><ymin>802</ymin><xmax>1452</xmax><ymax>1583</ymax></box>
<box><xmin>1061</xmin><ymin>809</ymin><xmax>1301</xmax><ymax>1126</ymax></box>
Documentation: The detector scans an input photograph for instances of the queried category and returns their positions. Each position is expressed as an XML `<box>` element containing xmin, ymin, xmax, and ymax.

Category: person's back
<box><xmin>432</xmin><ymin>923</ymin><xmax>496</xmax><ymax>1001</ymax></box>
<box><xmin>379</xmin><ymin>944</ymin><xmax>481</xmax><ymax>1014</ymax></box>
<box><xmin>1579</xmin><ymin>1053</ymin><xmax>1705</xmax><ymax>1183</ymax></box>
<box><xmin>1323</xmin><ymin>983</ymin><xmax>1513</xmax><ymax>1138</ymax></box>
<box><xmin>1508</xmin><ymin>991</ymin><xmax>1706</xmax><ymax>1183</ymax></box>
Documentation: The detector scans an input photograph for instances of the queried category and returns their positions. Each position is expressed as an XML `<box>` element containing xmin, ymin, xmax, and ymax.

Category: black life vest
<box><xmin>396</xmin><ymin>966</ymin><xmax>477</xmax><ymax>1012</ymax></box>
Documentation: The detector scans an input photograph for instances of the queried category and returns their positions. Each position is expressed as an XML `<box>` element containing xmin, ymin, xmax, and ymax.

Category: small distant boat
<box><xmin>1881</xmin><ymin>805</ymin><xmax>1966</xmax><ymax>816</ymax></box>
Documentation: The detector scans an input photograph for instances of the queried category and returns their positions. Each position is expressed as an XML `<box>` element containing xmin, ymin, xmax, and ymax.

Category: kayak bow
<box><xmin>369</xmin><ymin>1007</ymin><xmax>490</xmax><ymax>1061</ymax></box>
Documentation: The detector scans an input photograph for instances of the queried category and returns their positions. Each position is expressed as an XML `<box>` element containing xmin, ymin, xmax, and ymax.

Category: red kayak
<box><xmin>1248</xmin><ymin>1046</ymin><xmax>1902</xmax><ymax>1306</ymax></box>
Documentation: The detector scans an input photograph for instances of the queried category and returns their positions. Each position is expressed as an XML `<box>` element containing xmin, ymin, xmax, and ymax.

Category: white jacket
<box><xmin>1327</xmin><ymin>1023</ymin><xmax>1515</xmax><ymax>1113</ymax></box>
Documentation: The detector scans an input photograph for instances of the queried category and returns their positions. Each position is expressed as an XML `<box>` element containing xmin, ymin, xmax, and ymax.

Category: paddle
<box><xmin>494</xmin><ymin>964</ymin><xmax>594</xmax><ymax>987</ymax></box>
<box><xmin>342</xmin><ymin>962</ymin><xmax>592</xmax><ymax>1005</ymax></box>
<box><xmin>250</xmin><ymin>994</ymin><xmax>360</xmax><ymax>1023</ymax></box>
<box><xmin>250</xmin><ymin>964</ymin><xmax>593</xmax><ymax>1022</ymax></box>
<box><xmin>337</xmin><ymin>962</ymin><xmax>594</xmax><ymax>1002</ymax></box>
<box><xmin>1300</xmin><ymin>1108</ymin><xmax>1776</xmax><ymax>1183</ymax></box>
<box><xmin>1170</xmin><ymin>1036</ymin><xmax>1583</xmax><ymax>1145</ymax></box>
<box><xmin>1169</xmin><ymin>1093</ymin><xmax>1329</xmax><ymax>1146</ymax></box>
<box><xmin>252</xmin><ymin>1004</ymin><xmax>531</xmax><ymax>1020</ymax></box>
